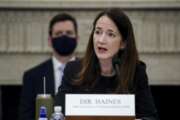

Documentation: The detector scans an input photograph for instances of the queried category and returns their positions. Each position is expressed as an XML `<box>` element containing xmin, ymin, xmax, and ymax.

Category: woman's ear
<box><xmin>120</xmin><ymin>40</ymin><xmax>126</xmax><ymax>49</ymax></box>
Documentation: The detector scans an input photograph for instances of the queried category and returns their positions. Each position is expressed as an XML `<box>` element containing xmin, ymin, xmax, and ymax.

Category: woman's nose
<box><xmin>98</xmin><ymin>33</ymin><xmax>106</xmax><ymax>43</ymax></box>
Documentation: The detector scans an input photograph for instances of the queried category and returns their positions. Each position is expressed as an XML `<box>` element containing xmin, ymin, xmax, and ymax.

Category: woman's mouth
<box><xmin>97</xmin><ymin>47</ymin><xmax>107</xmax><ymax>53</ymax></box>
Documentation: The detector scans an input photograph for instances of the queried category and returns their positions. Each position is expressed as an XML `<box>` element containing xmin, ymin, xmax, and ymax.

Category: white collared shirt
<box><xmin>52</xmin><ymin>56</ymin><xmax>75</xmax><ymax>94</ymax></box>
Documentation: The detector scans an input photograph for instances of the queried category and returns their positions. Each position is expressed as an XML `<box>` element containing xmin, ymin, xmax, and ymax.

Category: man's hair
<box><xmin>49</xmin><ymin>13</ymin><xmax>78</xmax><ymax>36</ymax></box>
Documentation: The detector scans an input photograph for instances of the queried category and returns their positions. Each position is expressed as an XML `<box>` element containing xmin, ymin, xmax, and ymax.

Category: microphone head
<box><xmin>112</xmin><ymin>49</ymin><xmax>125</xmax><ymax>66</ymax></box>
<box><xmin>113</xmin><ymin>58</ymin><xmax>121</xmax><ymax>65</ymax></box>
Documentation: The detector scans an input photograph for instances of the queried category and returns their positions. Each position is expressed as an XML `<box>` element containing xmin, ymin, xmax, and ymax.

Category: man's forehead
<box><xmin>53</xmin><ymin>20</ymin><xmax>75</xmax><ymax>30</ymax></box>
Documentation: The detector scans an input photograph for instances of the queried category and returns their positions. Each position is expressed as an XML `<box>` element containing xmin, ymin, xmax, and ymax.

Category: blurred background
<box><xmin>0</xmin><ymin>0</ymin><xmax>180</xmax><ymax>120</ymax></box>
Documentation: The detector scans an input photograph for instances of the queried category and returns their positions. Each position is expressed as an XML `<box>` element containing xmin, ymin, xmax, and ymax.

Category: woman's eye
<box><xmin>94</xmin><ymin>30</ymin><xmax>102</xmax><ymax>35</ymax></box>
<box><xmin>108</xmin><ymin>32</ymin><xmax>116</xmax><ymax>38</ymax></box>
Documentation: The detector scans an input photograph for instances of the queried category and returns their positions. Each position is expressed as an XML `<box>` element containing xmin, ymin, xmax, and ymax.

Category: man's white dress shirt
<box><xmin>52</xmin><ymin>56</ymin><xmax>75</xmax><ymax>94</ymax></box>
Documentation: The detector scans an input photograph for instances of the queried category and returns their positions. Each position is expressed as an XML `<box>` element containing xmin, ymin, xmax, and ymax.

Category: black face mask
<box><xmin>51</xmin><ymin>35</ymin><xmax>77</xmax><ymax>56</ymax></box>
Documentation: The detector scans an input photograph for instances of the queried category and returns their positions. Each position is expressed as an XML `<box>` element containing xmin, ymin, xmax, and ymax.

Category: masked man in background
<box><xmin>19</xmin><ymin>13</ymin><xmax>78</xmax><ymax>120</ymax></box>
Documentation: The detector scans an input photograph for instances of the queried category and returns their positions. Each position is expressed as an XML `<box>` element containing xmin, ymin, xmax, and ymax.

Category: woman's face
<box><xmin>93</xmin><ymin>15</ymin><xmax>125</xmax><ymax>61</ymax></box>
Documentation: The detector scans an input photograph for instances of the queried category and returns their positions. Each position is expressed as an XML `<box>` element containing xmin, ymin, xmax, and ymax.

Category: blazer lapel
<box><xmin>45</xmin><ymin>59</ymin><xmax>55</xmax><ymax>96</ymax></box>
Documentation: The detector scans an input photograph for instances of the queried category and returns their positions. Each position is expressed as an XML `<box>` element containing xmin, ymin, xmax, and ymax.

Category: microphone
<box><xmin>112</xmin><ymin>56</ymin><xmax>121</xmax><ymax>74</ymax></box>
<box><xmin>112</xmin><ymin>49</ymin><xmax>124</xmax><ymax>68</ymax></box>
<box><xmin>112</xmin><ymin>49</ymin><xmax>125</xmax><ymax>75</ymax></box>
<box><xmin>112</xmin><ymin>57</ymin><xmax>121</xmax><ymax>66</ymax></box>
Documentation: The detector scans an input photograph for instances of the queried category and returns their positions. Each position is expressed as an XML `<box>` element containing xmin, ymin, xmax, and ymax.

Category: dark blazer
<box><xmin>55</xmin><ymin>60</ymin><xmax>159</xmax><ymax>120</ymax></box>
<box><xmin>19</xmin><ymin>59</ymin><xmax>55</xmax><ymax>120</ymax></box>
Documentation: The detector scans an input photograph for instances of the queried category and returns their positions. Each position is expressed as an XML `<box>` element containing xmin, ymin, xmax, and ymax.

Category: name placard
<box><xmin>65</xmin><ymin>94</ymin><xmax>135</xmax><ymax>116</ymax></box>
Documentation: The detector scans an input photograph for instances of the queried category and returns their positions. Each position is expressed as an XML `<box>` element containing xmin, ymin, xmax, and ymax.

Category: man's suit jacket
<box><xmin>19</xmin><ymin>59</ymin><xmax>55</xmax><ymax>120</ymax></box>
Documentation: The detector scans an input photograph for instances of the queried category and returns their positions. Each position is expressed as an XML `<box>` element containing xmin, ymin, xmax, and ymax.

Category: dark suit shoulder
<box><xmin>24</xmin><ymin>59</ymin><xmax>52</xmax><ymax>75</ymax></box>
<box><xmin>22</xmin><ymin>58</ymin><xmax>54</xmax><ymax>88</ymax></box>
<box><xmin>64</xmin><ymin>59</ymin><xmax>82</xmax><ymax>75</ymax></box>
<box><xmin>136</xmin><ymin>60</ymin><xmax>146</xmax><ymax>71</ymax></box>
<box><xmin>132</xmin><ymin>60</ymin><xmax>148</xmax><ymax>91</ymax></box>
<box><xmin>65</xmin><ymin>59</ymin><xmax>81</xmax><ymax>69</ymax></box>
<box><xmin>60</xmin><ymin>59</ymin><xmax>82</xmax><ymax>90</ymax></box>
<box><xmin>134</xmin><ymin>61</ymin><xmax>158</xmax><ymax>119</ymax></box>
<box><xmin>136</xmin><ymin>60</ymin><xmax>148</xmax><ymax>78</ymax></box>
